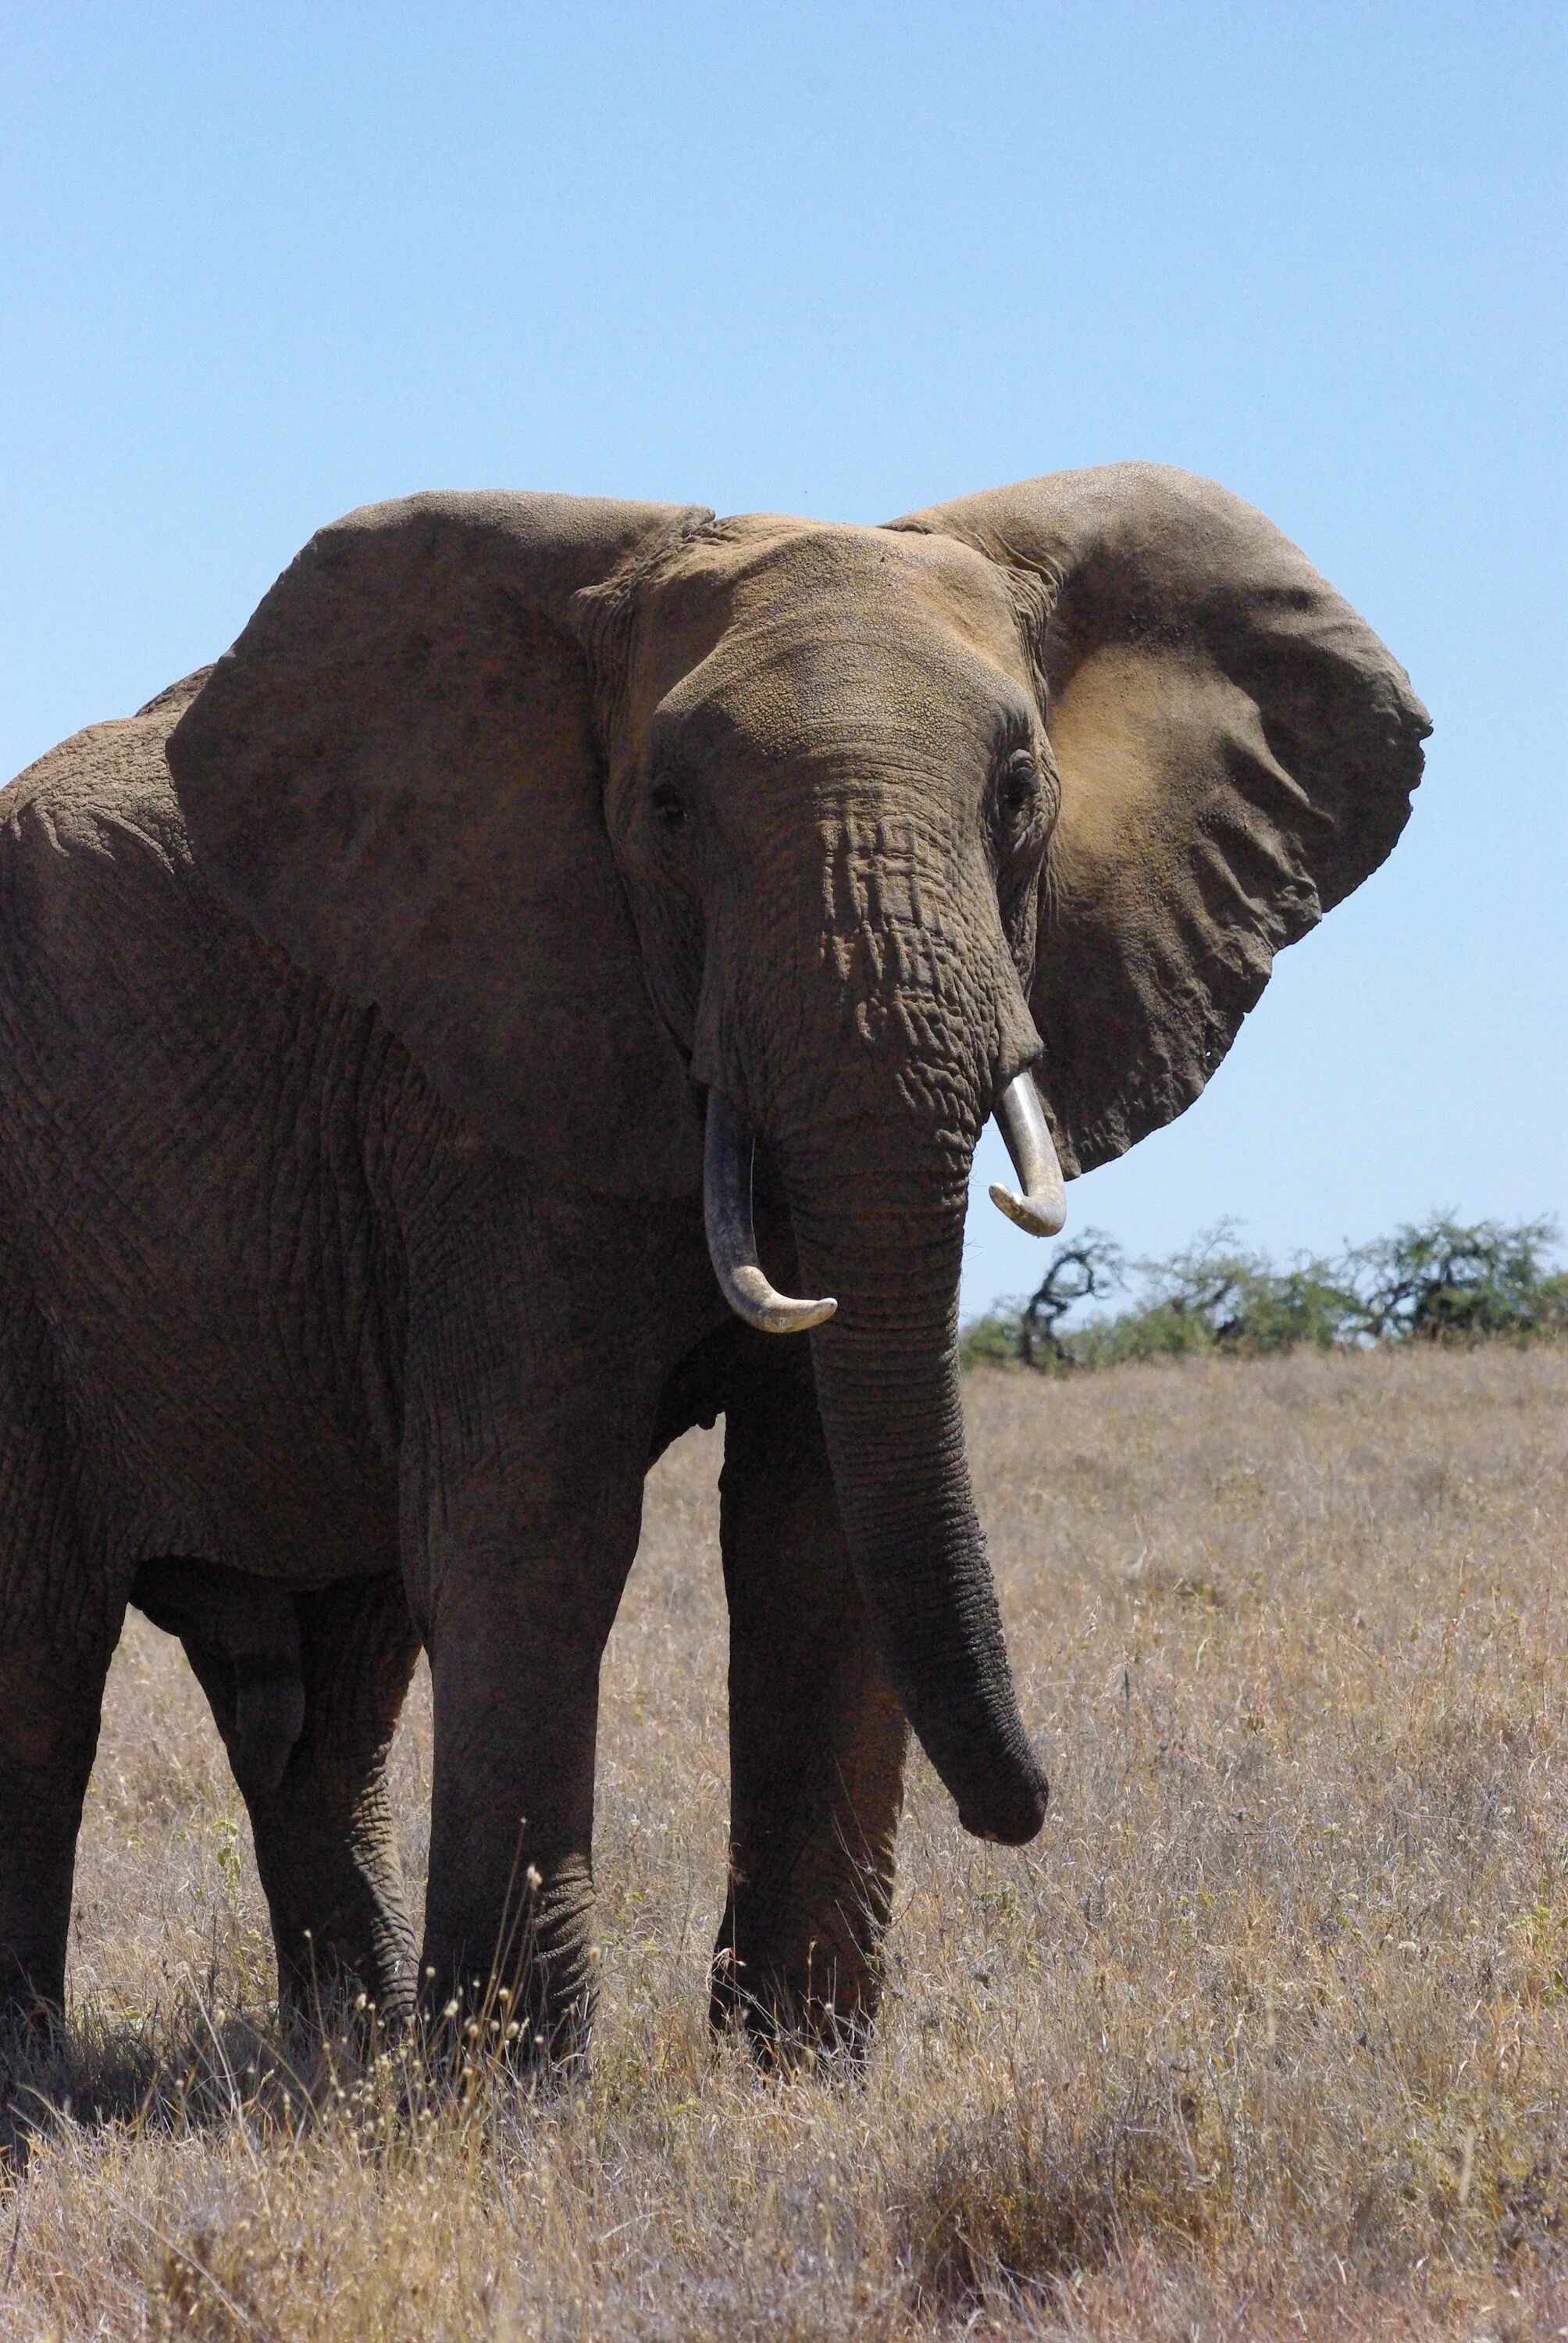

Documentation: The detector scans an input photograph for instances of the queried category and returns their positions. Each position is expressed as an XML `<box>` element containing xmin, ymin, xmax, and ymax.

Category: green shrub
<box><xmin>1114</xmin><ymin>1225</ymin><xmax>1358</xmax><ymax>1361</ymax></box>
<box><xmin>958</xmin><ymin>1311</ymin><xmax>1032</xmax><ymax>1368</ymax></box>
<box><xmin>1349</xmin><ymin>1214</ymin><xmax>1568</xmax><ymax>1345</ymax></box>
<box><xmin>964</xmin><ymin>1213</ymin><xmax>1565</xmax><ymax>1372</ymax></box>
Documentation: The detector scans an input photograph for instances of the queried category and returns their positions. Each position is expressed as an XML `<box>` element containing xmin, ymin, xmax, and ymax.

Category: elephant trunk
<box><xmin>781</xmin><ymin>1140</ymin><xmax>1048</xmax><ymax>1845</ymax></box>
<box><xmin>692</xmin><ymin>807</ymin><xmax>1049</xmax><ymax>1842</ymax></box>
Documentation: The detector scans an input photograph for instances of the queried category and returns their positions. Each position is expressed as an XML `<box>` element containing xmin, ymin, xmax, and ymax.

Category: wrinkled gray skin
<box><xmin>0</xmin><ymin>468</ymin><xmax>1427</xmax><ymax>2059</ymax></box>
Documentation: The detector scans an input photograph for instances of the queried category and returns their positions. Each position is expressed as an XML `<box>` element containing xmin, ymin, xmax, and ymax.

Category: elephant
<box><xmin>0</xmin><ymin>465</ymin><xmax>1427</xmax><ymax>2060</ymax></box>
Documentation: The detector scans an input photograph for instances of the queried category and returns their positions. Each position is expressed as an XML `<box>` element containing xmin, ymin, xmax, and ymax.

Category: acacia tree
<box><xmin>960</xmin><ymin>1214</ymin><xmax>1565</xmax><ymax>1371</ymax></box>
<box><xmin>1349</xmin><ymin>1216</ymin><xmax>1566</xmax><ymax>1343</ymax></box>
<box><xmin>1135</xmin><ymin>1225</ymin><xmax>1358</xmax><ymax>1357</ymax></box>
<box><xmin>1017</xmin><ymin>1234</ymin><xmax>1125</xmax><ymax>1368</ymax></box>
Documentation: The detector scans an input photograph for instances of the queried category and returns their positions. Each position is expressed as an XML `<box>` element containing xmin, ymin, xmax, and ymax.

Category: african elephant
<box><xmin>0</xmin><ymin>466</ymin><xmax>1426</xmax><ymax>2058</ymax></box>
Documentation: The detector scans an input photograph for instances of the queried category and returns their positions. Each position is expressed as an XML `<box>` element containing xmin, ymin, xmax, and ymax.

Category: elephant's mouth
<box><xmin>700</xmin><ymin>1072</ymin><xmax>1066</xmax><ymax>1336</ymax></box>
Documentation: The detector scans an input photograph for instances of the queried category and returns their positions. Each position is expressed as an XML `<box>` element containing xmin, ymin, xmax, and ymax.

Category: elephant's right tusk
<box><xmin>989</xmin><ymin>1069</ymin><xmax>1067</xmax><ymax>1236</ymax></box>
<box><xmin>703</xmin><ymin>1091</ymin><xmax>837</xmax><ymax>1335</ymax></box>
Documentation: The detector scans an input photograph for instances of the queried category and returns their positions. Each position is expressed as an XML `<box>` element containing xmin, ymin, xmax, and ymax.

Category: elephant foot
<box><xmin>0</xmin><ymin>1970</ymin><xmax>69</xmax><ymax>2059</ymax></box>
<box><xmin>708</xmin><ymin>1895</ymin><xmax>883</xmax><ymax>2073</ymax></box>
<box><xmin>269</xmin><ymin>1874</ymin><xmax>419</xmax><ymax>2042</ymax></box>
<box><xmin>417</xmin><ymin>1981</ymin><xmax>594</xmax><ymax>2089</ymax></box>
<box><xmin>419</xmin><ymin>1858</ymin><xmax>599</xmax><ymax>2081</ymax></box>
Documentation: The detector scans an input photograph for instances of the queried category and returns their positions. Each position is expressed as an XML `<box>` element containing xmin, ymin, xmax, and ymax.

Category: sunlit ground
<box><xmin>3</xmin><ymin>1346</ymin><xmax>1564</xmax><ymax>2338</ymax></box>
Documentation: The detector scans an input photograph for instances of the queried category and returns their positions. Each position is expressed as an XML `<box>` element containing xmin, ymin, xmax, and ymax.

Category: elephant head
<box><xmin>166</xmin><ymin>467</ymin><xmax>1427</xmax><ymax>1848</ymax></box>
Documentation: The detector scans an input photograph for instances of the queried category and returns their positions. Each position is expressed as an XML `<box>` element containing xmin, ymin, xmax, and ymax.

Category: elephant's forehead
<box><xmin>635</xmin><ymin>518</ymin><xmax>1032</xmax><ymax>747</ymax></box>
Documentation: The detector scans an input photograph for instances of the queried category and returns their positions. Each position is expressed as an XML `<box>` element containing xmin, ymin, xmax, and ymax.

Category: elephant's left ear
<box><xmin>891</xmin><ymin>464</ymin><xmax>1428</xmax><ymax>1176</ymax></box>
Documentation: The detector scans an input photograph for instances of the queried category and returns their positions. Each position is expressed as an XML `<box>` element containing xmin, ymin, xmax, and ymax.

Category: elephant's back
<box><xmin>1</xmin><ymin>665</ymin><xmax>213</xmax><ymax>837</ymax></box>
<box><xmin>0</xmin><ymin>669</ymin><xmax>276</xmax><ymax>1099</ymax></box>
<box><xmin>0</xmin><ymin>670</ymin><xmax>218</xmax><ymax>996</ymax></box>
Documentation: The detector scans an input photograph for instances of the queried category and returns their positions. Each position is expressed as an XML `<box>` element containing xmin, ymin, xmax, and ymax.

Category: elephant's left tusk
<box><xmin>989</xmin><ymin>1070</ymin><xmax>1067</xmax><ymax>1237</ymax></box>
<box><xmin>703</xmin><ymin>1091</ymin><xmax>838</xmax><ymax>1335</ymax></box>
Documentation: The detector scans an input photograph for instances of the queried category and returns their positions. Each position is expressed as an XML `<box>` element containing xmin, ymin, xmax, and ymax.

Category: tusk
<box><xmin>703</xmin><ymin>1091</ymin><xmax>837</xmax><ymax>1335</ymax></box>
<box><xmin>989</xmin><ymin>1070</ymin><xmax>1067</xmax><ymax>1237</ymax></box>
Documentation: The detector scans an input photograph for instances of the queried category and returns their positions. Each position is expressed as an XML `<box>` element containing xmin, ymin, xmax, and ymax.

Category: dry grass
<box><xmin>2</xmin><ymin>1344</ymin><xmax>1565</xmax><ymax>2338</ymax></box>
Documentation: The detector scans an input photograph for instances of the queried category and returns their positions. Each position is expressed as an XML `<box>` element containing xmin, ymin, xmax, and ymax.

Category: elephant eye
<box><xmin>994</xmin><ymin>749</ymin><xmax>1041</xmax><ymax>824</ymax></box>
<box><xmin>650</xmin><ymin>779</ymin><xmax>688</xmax><ymax>833</ymax></box>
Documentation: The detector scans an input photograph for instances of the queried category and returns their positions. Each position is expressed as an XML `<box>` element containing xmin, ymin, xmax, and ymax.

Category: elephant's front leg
<box><xmin>403</xmin><ymin>1189</ymin><xmax>672</xmax><ymax>2068</ymax></box>
<box><xmin>424</xmin><ymin>1574</ymin><xmax>618</xmax><ymax>2071</ymax></box>
<box><xmin>408</xmin><ymin>1172</ymin><xmax>717</xmax><ymax>2071</ymax></box>
<box><xmin>421</xmin><ymin>1524</ymin><xmax>637</xmax><ymax>2065</ymax></box>
<box><xmin>712</xmin><ymin>1358</ymin><xmax>909</xmax><ymax>2059</ymax></box>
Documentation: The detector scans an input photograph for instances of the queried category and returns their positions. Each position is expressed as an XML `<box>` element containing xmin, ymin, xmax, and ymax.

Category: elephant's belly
<box><xmin>17</xmin><ymin>1155</ymin><xmax>405</xmax><ymax>1586</ymax></box>
<box><xmin>91</xmin><ymin>1318</ymin><xmax>404</xmax><ymax>1585</ymax></box>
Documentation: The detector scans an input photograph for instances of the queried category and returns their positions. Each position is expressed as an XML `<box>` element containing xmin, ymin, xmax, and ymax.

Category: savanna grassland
<box><xmin>2</xmin><ymin>1345</ymin><xmax>1565</xmax><ymax>2339</ymax></box>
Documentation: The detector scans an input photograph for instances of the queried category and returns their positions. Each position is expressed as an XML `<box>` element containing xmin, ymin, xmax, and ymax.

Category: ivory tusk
<box><xmin>989</xmin><ymin>1070</ymin><xmax>1067</xmax><ymax>1237</ymax></box>
<box><xmin>703</xmin><ymin>1091</ymin><xmax>837</xmax><ymax>1335</ymax></box>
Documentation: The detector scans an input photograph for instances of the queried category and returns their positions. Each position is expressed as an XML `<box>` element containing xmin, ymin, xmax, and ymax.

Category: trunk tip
<box><xmin>957</xmin><ymin>1760</ymin><xmax>1049</xmax><ymax>1847</ymax></box>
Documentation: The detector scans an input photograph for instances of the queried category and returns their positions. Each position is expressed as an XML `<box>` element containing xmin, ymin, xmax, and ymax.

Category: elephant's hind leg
<box><xmin>0</xmin><ymin>1632</ymin><xmax>119</xmax><ymax>2033</ymax></box>
<box><xmin>169</xmin><ymin>1571</ymin><xmax>422</xmax><ymax>2028</ymax></box>
<box><xmin>713</xmin><ymin>1360</ymin><xmax>909</xmax><ymax>2063</ymax></box>
<box><xmin>0</xmin><ymin>1301</ymin><xmax>122</xmax><ymax>2033</ymax></box>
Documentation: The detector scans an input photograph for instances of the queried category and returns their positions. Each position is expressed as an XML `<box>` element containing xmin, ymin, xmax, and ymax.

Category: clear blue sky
<box><xmin>2</xmin><ymin>3</ymin><xmax>1562</xmax><ymax>1314</ymax></box>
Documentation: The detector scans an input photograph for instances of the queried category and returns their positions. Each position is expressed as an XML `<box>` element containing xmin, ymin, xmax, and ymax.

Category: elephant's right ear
<box><xmin>168</xmin><ymin>491</ymin><xmax>714</xmax><ymax>1195</ymax></box>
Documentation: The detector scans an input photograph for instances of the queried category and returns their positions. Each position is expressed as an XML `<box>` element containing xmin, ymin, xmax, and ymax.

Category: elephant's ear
<box><xmin>168</xmin><ymin>491</ymin><xmax>714</xmax><ymax>1195</ymax></box>
<box><xmin>891</xmin><ymin>465</ymin><xmax>1428</xmax><ymax>1175</ymax></box>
